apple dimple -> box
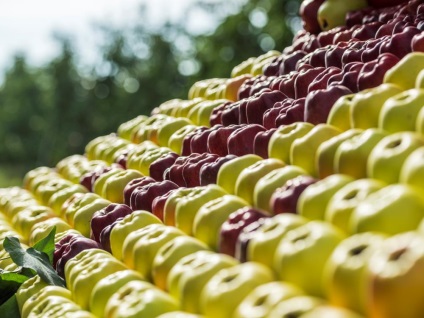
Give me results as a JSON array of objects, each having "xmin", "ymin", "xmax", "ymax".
[
  {"xmin": 388, "ymin": 247, "xmax": 408, "ymax": 262},
  {"xmin": 349, "ymin": 244, "xmax": 368, "ymax": 257}
]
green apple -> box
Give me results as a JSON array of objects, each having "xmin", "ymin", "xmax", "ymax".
[
  {"xmin": 327, "ymin": 94, "xmax": 355, "ymax": 132},
  {"xmin": 110, "ymin": 210, "xmax": 162, "ymax": 261},
  {"xmin": 47, "ymin": 184, "xmax": 88, "ymax": 215},
  {"xmin": 156, "ymin": 312, "xmax": 203, "ymax": 318},
  {"xmin": 163, "ymin": 187, "xmax": 196, "ymax": 227},
  {"xmin": 231, "ymin": 57, "xmax": 255, "ymax": 78},
  {"xmin": 89, "ymin": 269, "xmax": 144, "ymax": 317},
  {"xmin": 175, "ymin": 184, "xmax": 227, "ymax": 235},
  {"xmin": 92, "ymin": 168, "xmax": 124, "ymax": 197},
  {"xmin": 399, "ymin": 147, "xmax": 424, "ymax": 192},
  {"xmin": 298, "ymin": 174, "xmax": 354, "ymax": 221},
  {"xmin": 105, "ymin": 280, "xmax": 179, "ymax": 318},
  {"xmin": 200, "ymin": 262, "xmax": 274, "ymax": 318},
  {"xmin": 235, "ymin": 158, "xmax": 286, "ymax": 205},
  {"xmin": 28, "ymin": 296, "xmax": 95, "ymax": 318},
  {"xmin": 301, "ymin": 305, "xmax": 365, "ymax": 318},
  {"xmin": 168, "ymin": 124, "xmax": 200, "ymax": 154},
  {"xmin": 29, "ymin": 217, "xmax": 71, "ymax": 246},
  {"xmin": 132, "ymin": 225, "xmax": 185, "ymax": 280},
  {"xmin": 334, "ymin": 128, "xmax": 388, "ymax": 179},
  {"xmin": 379, "ymin": 88, "xmax": 424, "ymax": 133},
  {"xmin": 63, "ymin": 192, "xmax": 101, "ymax": 225},
  {"xmin": 137, "ymin": 147, "xmax": 171, "ymax": 176},
  {"xmin": 384, "ymin": 52, "xmax": 424, "ymax": 90},
  {"xmin": 193, "ymin": 194, "xmax": 249, "ymax": 250},
  {"xmin": 166, "ymin": 250, "xmax": 238, "ymax": 302},
  {"xmin": 248, "ymin": 214, "xmax": 308, "ymax": 269},
  {"xmin": 15, "ymin": 275, "xmax": 49, "ymax": 314},
  {"xmin": 351, "ymin": 83, "xmax": 403, "ymax": 129},
  {"xmin": 117, "ymin": 115, "xmax": 148, "ymax": 140},
  {"xmin": 12, "ymin": 205, "xmax": 55, "ymax": 240},
  {"xmin": 415, "ymin": 105, "xmax": 424, "ymax": 134},
  {"xmin": 317, "ymin": 0, "xmax": 368, "ymax": 31},
  {"xmin": 266, "ymin": 295, "xmax": 326, "ymax": 317},
  {"xmin": 325, "ymin": 178, "xmax": 386, "ymax": 234},
  {"xmin": 350, "ymin": 184, "xmax": 424, "ymax": 235},
  {"xmin": 188, "ymin": 99, "xmax": 228, "ymax": 127},
  {"xmin": 152, "ymin": 235, "xmax": 210, "ymax": 290},
  {"xmin": 21, "ymin": 285, "xmax": 72, "ymax": 318},
  {"xmin": 316, "ymin": 129, "xmax": 363, "ymax": 179},
  {"xmin": 233, "ymin": 281, "xmax": 303, "ymax": 318},
  {"xmin": 157, "ymin": 117, "xmax": 193, "ymax": 147},
  {"xmin": 174, "ymin": 98, "xmax": 204, "ymax": 118},
  {"xmin": 35, "ymin": 178, "xmax": 75, "ymax": 206},
  {"xmin": 126, "ymin": 141, "xmax": 159, "ymax": 170},
  {"xmin": 268, "ymin": 122, "xmax": 314, "ymax": 163},
  {"xmin": 274, "ymin": 221, "xmax": 345, "ymax": 297},
  {"xmin": 217, "ymin": 154, "xmax": 262, "ymax": 194},
  {"xmin": 291, "ymin": 124, "xmax": 342, "ymax": 177},
  {"xmin": 368, "ymin": 232, "xmax": 424, "ymax": 318},
  {"xmin": 367, "ymin": 132, "xmax": 424, "ymax": 184},
  {"xmin": 23, "ymin": 166, "xmax": 56, "ymax": 190},
  {"xmin": 85, "ymin": 135, "xmax": 113, "ymax": 160},
  {"xmin": 72, "ymin": 197, "xmax": 111, "ymax": 237},
  {"xmin": 102, "ymin": 169, "xmax": 143, "ymax": 203},
  {"xmin": 253, "ymin": 165, "xmax": 308, "ymax": 212},
  {"xmin": 323, "ymin": 232, "xmax": 386, "ymax": 315},
  {"xmin": 56, "ymin": 154, "xmax": 87, "ymax": 175},
  {"xmin": 153, "ymin": 99, "xmax": 183, "ymax": 116}
]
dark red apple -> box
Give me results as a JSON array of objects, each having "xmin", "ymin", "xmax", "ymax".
[
  {"xmin": 130, "ymin": 180, "xmax": 179, "ymax": 211},
  {"xmin": 149, "ymin": 152, "xmax": 179, "ymax": 181},
  {"xmin": 199, "ymin": 154, "xmax": 237, "ymax": 186},
  {"xmin": 228, "ymin": 124, "xmax": 266, "ymax": 156},
  {"xmin": 123, "ymin": 176, "xmax": 156, "ymax": 206},
  {"xmin": 253, "ymin": 128, "xmax": 277, "ymax": 159},
  {"xmin": 299, "ymin": 0, "xmax": 326, "ymax": 34}
]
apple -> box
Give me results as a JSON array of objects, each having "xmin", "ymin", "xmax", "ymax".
[
  {"xmin": 104, "ymin": 280, "xmax": 179, "ymax": 318},
  {"xmin": 123, "ymin": 176, "xmax": 156, "ymax": 206},
  {"xmin": 275, "ymin": 98, "xmax": 307, "ymax": 127},
  {"xmin": 399, "ymin": 147, "xmax": 424, "ymax": 192},
  {"xmin": 92, "ymin": 167, "xmax": 124, "ymax": 197},
  {"xmin": 34, "ymin": 178, "xmax": 74, "ymax": 206},
  {"xmin": 253, "ymin": 128, "xmax": 276, "ymax": 159},
  {"xmin": 130, "ymin": 180, "xmax": 179, "ymax": 212},
  {"xmin": 367, "ymin": 132, "xmax": 424, "ymax": 184},
  {"xmin": 274, "ymin": 220, "xmax": 345, "ymax": 297},
  {"xmin": 207, "ymin": 124, "xmax": 243, "ymax": 156},
  {"xmin": 379, "ymin": 88, "xmax": 424, "ymax": 133},
  {"xmin": 47, "ymin": 184, "xmax": 88, "ymax": 216},
  {"xmin": 89, "ymin": 269, "xmax": 144, "ymax": 317},
  {"xmin": 219, "ymin": 207, "xmax": 270, "ymax": 257},
  {"xmin": 126, "ymin": 141, "xmax": 159, "ymax": 170},
  {"xmin": 132, "ymin": 225, "xmax": 185, "ymax": 280},
  {"xmin": 152, "ymin": 235, "xmax": 210, "ymax": 290},
  {"xmin": 109, "ymin": 210, "xmax": 162, "ymax": 261},
  {"xmin": 174, "ymin": 184, "xmax": 227, "ymax": 235},
  {"xmin": 300, "ymin": 0, "xmax": 326, "ymax": 34},
  {"xmin": 157, "ymin": 118, "xmax": 193, "ymax": 147},
  {"xmin": 291, "ymin": 124, "xmax": 342, "ymax": 177},
  {"xmin": 24, "ymin": 296, "xmax": 92, "ymax": 318},
  {"xmin": 12, "ymin": 205, "xmax": 55, "ymax": 240},
  {"xmin": 71, "ymin": 197, "xmax": 111, "ymax": 237},
  {"xmin": 23, "ymin": 166, "xmax": 56, "ymax": 190},
  {"xmin": 266, "ymin": 296, "xmax": 326, "ymax": 317},
  {"xmin": 199, "ymin": 154, "xmax": 237, "ymax": 186},
  {"xmin": 301, "ymin": 305, "xmax": 364, "ymax": 318},
  {"xmin": 380, "ymin": 26, "xmax": 421, "ymax": 59},
  {"xmin": 245, "ymin": 90, "xmax": 286, "ymax": 124},
  {"xmin": 325, "ymin": 178, "xmax": 387, "ymax": 234},
  {"xmin": 323, "ymin": 232, "xmax": 386, "ymax": 315},
  {"xmin": 29, "ymin": 217, "xmax": 72, "ymax": 246},
  {"xmin": 357, "ymin": 53, "xmax": 400, "ymax": 91},
  {"xmin": 15, "ymin": 275, "xmax": 49, "ymax": 314},
  {"xmin": 117, "ymin": 115, "xmax": 148, "ymax": 140},
  {"xmin": 368, "ymin": 232, "xmax": 424, "ymax": 318},
  {"xmin": 233, "ymin": 281, "xmax": 303, "ymax": 318},
  {"xmin": 326, "ymin": 94, "xmax": 356, "ymax": 132},
  {"xmin": 168, "ymin": 124, "xmax": 200, "ymax": 155},
  {"xmin": 351, "ymin": 184, "xmax": 424, "ymax": 235},
  {"xmin": 217, "ymin": 154, "xmax": 262, "ymax": 194},
  {"xmin": 182, "ymin": 153, "xmax": 220, "ymax": 187},
  {"xmin": 317, "ymin": 0, "xmax": 368, "ymax": 31},
  {"xmin": 149, "ymin": 152, "xmax": 179, "ymax": 181},
  {"xmin": 227, "ymin": 124, "xmax": 266, "ymax": 156},
  {"xmin": 151, "ymin": 189, "xmax": 178, "ymax": 222},
  {"xmin": 253, "ymin": 165, "xmax": 308, "ymax": 212},
  {"xmin": 137, "ymin": 147, "xmax": 173, "ymax": 176},
  {"xmin": 350, "ymin": 83, "xmax": 403, "ymax": 129},
  {"xmin": 163, "ymin": 187, "xmax": 196, "ymax": 226},
  {"xmin": 200, "ymin": 262, "xmax": 274, "ymax": 318},
  {"xmin": 383, "ymin": 52, "xmax": 424, "ymax": 90},
  {"xmin": 334, "ymin": 128, "xmax": 388, "ymax": 179}
]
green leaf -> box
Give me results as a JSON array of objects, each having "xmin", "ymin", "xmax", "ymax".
[
  {"xmin": 4, "ymin": 236, "xmax": 65, "ymax": 287},
  {"xmin": 0, "ymin": 272, "xmax": 29, "ymax": 304},
  {"xmin": 32, "ymin": 227, "xmax": 56, "ymax": 264},
  {"xmin": 0, "ymin": 295, "xmax": 20, "ymax": 318}
]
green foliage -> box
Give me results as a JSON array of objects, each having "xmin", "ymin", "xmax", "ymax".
[{"xmin": 0, "ymin": 0, "xmax": 300, "ymax": 177}]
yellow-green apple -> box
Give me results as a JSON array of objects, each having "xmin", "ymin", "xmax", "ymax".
[
  {"xmin": 274, "ymin": 221, "xmax": 345, "ymax": 297},
  {"xmin": 193, "ymin": 194, "xmax": 249, "ymax": 250},
  {"xmin": 21, "ymin": 285, "xmax": 72, "ymax": 318},
  {"xmin": 217, "ymin": 154, "xmax": 262, "ymax": 194},
  {"xmin": 350, "ymin": 83, "xmax": 403, "ymax": 129},
  {"xmin": 200, "ymin": 262, "xmax": 274, "ymax": 318},
  {"xmin": 268, "ymin": 122, "xmax": 314, "ymax": 163},
  {"xmin": 325, "ymin": 178, "xmax": 386, "ymax": 234},
  {"xmin": 235, "ymin": 218, "xmax": 269, "ymax": 262},
  {"xmin": 231, "ymin": 57, "xmax": 255, "ymax": 78},
  {"xmin": 156, "ymin": 312, "xmax": 203, "ymax": 318},
  {"xmin": 233, "ymin": 281, "xmax": 304, "ymax": 318},
  {"xmin": 298, "ymin": 174, "xmax": 354, "ymax": 221},
  {"xmin": 163, "ymin": 187, "xmax": 196, "ymax": 226},
  {"xmin": 189, "ymin": 99, "xmax": 226, "ymax": 127},
  {"xmin": 219, "ymin": 207, "xmax": 270, "ymax": 257},
  {"xmin": 70, "ymin": 258, "xmax": 127, "ymax": 309},
  {"xmin": 235, "ymin": 158, "xmax": 285, "ymax": 205},
  {"xmin": 367, "ymin": 132, "xmax": 424, "ymax": 184},
  {"xmin": 350, "ymin": 184, "xmax": 424, "ymax": 235},
  {"xmin": 92, "ymin": 167, "xmax": 124, "ymax": 197},
  {"xmin": 152, "ymin": 98, "xmax": 183, "ymax": 116},
  {"xmin": 72, "ymin": 197, "xmax": 111, "ymax": 237},
  {"xmin": 383, "ymin": 52, "xmax": 424, "ymax": 90},
  {"xmin": 56, "ymin": 154, "xmax": 87, "ymax": 174},
  {"xmin": 368, "ymin": 232, "xmax": 424, "ymax": 318},
  {"xmin": 379, "ymin": 89, "xmax": 424, "ymax": 133},
  {"xmin": 126, "ymin": 141, "xmax": 159, "ymax": 170},
  {"xmin": 291, "ymin": 124, "xmax": 342, "ymax": 177},
  {"xmin": 101, "ymin": 169, "xmax": 143, "ymax": 203},
  {"xmin": 34, "ymin": 178, "xmax": 74, "ymax": 206},
  {"xmin": 334, "ymin": 128, "xmax": 388, "ymax": 179},
  {"xmin": 89, "ymin": 269, "xmax": 144, "ymax": 317},
  {"xmin": 323, "ymin": 232, "xmax": 386, "ymax": 315},
  {"xmin": 266, "ymin": 295, "xmax": 326, "ymax": 317},
  {"xmin": 176, "ymin": 98, "xmax": 206, "ymax": 118},
  {"xmin": 152, "ymin": 189, "xmax": 178, "ymax": 222},
  {"xmin": 27, "ymin": 296, "xmax": 94, "ymax": 318},
  {"xmin": 15, "ymin": 275, "xmax": 49, "ymax": 314},
  {"xmin": 29, "ymin": 217, "xmax": 71, "ymax": 246},
  {"xmin": 109, "ymin": 210, "xmax": 162, "ymax": 261},
  {"xmin": 117, "ymin": 115, "xmax": 148, "ymax": 140},
  {"xmin": 253, "ymin": 165, "xmax": 308, "ymax": 212},
  {"xmin": 11, "ymin": 205, "xmax": 55, "ymax": 239},
  {"xmin": 137, "ymin": 147, "xmax": 172, "ymax": 176},
  {"xmin": 326, "ymin": 94, "xmax": 355, "ymax": 132},
  {"xmin": 47, "ymin": 184, "xmax": 88, "ymax": 215},
  {"xmin": 132, "ymin": 225, "xmax": 185, "ymax": 280},
  {"xmin": 167, "ymin": 250, "xmax": 238, "ymax": 305},
  {"xmin": 152, "ymin": 235, "xmax": 210, "ymax": 290},
  {"xmin": 415, "ymin": 106, "xmax": 424, "ymax": 134},
  {"xmin": 399, "ymin": 147, "xmax": 424, "ymax": 192},
  {"xmin": 270, "ymin": 175, "xmax": 318, "ymax": 215},
  {"xmin": 23, "ymin": 166, "xmax": 56, "ymax": 190},
  {"xmin": 157, "ymin": 117, "xmax": 193, "ymax": 147},
  {"xmin": 316, "ymin": 129, "xmax": 363, "ymax": 179},
  {"xmin": 301, "ymin": 305, "xmax": 365, "ymax": 318},
  {"xmin": 168, "ymin": 124, "xmax": 200, "ymax": 154},
  {"xmin": 99, "ymin": 137, "xmax": 130, "ymax": 164},
  {"xmin": 174, "ymin": 184, "xmax": 227, "ymax": 235},
  {"xmin": 105, "ymin": 280, "xmax": 179, "ymax": 318}
]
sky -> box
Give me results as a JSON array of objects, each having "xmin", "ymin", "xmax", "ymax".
[{"xmin": 0, "ymin": 0, "xmax": 214, "ymax": 74}]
